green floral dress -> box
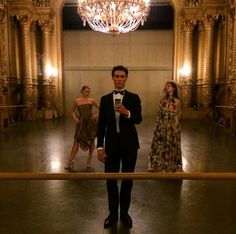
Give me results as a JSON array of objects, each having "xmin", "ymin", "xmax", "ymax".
[
  {"xmin": 148, "ymin": 96, "xmax": 182, "ymax": 172},
  {"xmin": 74, "ymin": 104, "xmax": 97, "ymax": 151}
]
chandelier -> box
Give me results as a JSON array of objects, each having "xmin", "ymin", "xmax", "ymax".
[{"xmin": 77, "ymin": 0, "xmax": 151, "ymax": 36}]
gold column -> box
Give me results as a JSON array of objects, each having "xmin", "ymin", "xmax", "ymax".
[
  {"xmin": 38, "ymin": 19, "xmax": 54, "ymax": 109},
  {"xmin": 8, "ymin": 16, "xmax": 21, "ymax": 100},
  {"xmin": 30, "ymin": 22, "xmax": 38, "ymax": 110},
  {"xmin": 196, "ymin": 21, "xmax": 204, "ymax": 106},
  {"xmin": 180, "ymin": 19, "xmax": 195, "ymax": 107},
  {"xmin": 0, "ymin": 3, "xmax": 7, "ymax": 106},
  {"xmin": 214, "ymin": 16, "xmax": 226, "ymax": 106},
  {"xmin": 50, "ymin": 23, "xmax": 56, "ymax": 109},
  {"xmin": 17, "ymin": 15, "xmax": 33, "ymax": 110},
  {"xmin": 7, "ymin": 16, "xmax": 21, "ymax": 122},
  {"xmin": 227, "ymin": 9, "xmax": 236, "ymax": 106},
  {"xmin": 201, "ymin": 15, "xmax": 215, "ymax": 107},
  {"xmin": 215, "ymin": 16, "xmax": 226, "ymax": 84},
  {"xmin": 0, "ymin": 1, "xmax": 9, "ymax": 132}
]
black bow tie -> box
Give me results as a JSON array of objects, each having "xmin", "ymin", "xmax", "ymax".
[{"xmin": 114, "ymin": 90, "xmax": 125, "ymax": 95}]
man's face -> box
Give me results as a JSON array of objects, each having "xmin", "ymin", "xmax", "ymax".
[{"xmin": 112, "ymin": 70, "xmax": 127, "ymax": 90}]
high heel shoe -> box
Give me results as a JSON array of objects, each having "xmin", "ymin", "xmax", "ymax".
[{"xmin": 64, "ymin": 162, "xmax": 74, "ymax": 170}]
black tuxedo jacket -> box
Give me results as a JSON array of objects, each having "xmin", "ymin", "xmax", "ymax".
[{"xmin": 97, "ymin": 90, "xmax": 142, "ymax": 155}]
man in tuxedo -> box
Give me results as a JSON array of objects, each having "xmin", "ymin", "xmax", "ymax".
[{"xmin": 97, "ymin": 65, "xmax": 142, "ymax": 229}]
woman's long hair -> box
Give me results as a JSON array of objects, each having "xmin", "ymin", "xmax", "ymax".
[
  {"xmin": 167, "ymin": 81, "xmax": 179, "ymax": 98},
  {"xmin": 161, "ymin": 81, "xmax": 180, "ymax": 99}
]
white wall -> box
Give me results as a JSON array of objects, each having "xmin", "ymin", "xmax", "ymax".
[{"xmin": 63, "ymin": 30, "xmax": 173, "ymax": 117}]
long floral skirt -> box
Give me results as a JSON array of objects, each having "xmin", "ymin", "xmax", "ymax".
[{"xmin": 148, "ymin": 112, "xmax": 182, "ymax": 172}]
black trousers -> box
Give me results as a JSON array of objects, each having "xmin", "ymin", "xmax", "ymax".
[{"xmin": 105, "ymin": 135, "xmax": 137, "ymax": 216}]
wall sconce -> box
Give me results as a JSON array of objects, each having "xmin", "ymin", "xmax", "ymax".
[
  {"xmin": 179, "ymin": 64, "xmax": 191, "ymax": 83},
  {"xmin": 46, "ymin": 64, "xmax": 58, "ymax": 85}
]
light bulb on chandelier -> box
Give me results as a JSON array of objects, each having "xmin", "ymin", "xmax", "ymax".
[{"xmin": 77, "ymin": 0, "xmax": 151, "ymax": 36}]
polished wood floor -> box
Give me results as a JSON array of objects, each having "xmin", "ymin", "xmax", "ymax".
[{"xmin": 0, "ymin": 117, "xmax": 235, "ymax": 233}]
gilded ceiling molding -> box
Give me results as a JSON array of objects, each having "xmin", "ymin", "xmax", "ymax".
[
  {"xmin": 184, "ymin": 0, "xmax": 202, "ymax": 7},
  {"xmin": 33, "ymin": 0, "xmax": 49, "ymax": 7}
]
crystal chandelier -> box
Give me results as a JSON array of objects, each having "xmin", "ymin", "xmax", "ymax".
[{"xmin": 77, "ymin": 0, "xmax": 151, "ymax": 36}]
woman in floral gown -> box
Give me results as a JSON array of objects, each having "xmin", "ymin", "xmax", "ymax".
[
  {"xmin": 65, "ymin": 86, "xmax": 99, "ymax": 169},
  {"xmin": 148, "ymin": 81, "xmax": 183, "ymax": 172}
]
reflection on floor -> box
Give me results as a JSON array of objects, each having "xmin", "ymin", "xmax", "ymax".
[{"xmin": 0, "ymin": 117, "xmax": 235, "ymax": 233}]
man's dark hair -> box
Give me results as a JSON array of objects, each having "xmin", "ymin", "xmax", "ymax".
[{"xmin": 112, "ymin": 65, "xmax": 128, "ymax": 77}]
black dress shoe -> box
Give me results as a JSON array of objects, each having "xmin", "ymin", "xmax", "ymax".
[
  {"xmin": 104, "ymin": 214, "xmax": 118, "ymax": 229},
  {"xmin": 120, "ymin": 213, "xmax": 133, "ymax": 229}
]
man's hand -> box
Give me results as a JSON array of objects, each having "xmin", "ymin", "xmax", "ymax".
[
  {"xmin": 97, "ymin": 148, "xmax": 107, "ymax": 163},
  {"xmin": 115, "ymin": 104, "xmax": 129, "ymax": 117}
]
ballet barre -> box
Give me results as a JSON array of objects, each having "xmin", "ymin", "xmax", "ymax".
[
  {"xmin": 0, "ymin": 105, "xmax": 30, "ymax": 108},
  {"xmin": 0, "ymin": 172, "xmax": 236, "ymax": 180},
  {"xmin": 215, "ymin": 105, "xmax": 236, "ymax": 109}
]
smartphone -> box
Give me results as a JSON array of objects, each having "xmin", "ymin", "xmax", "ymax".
[{"xmin": 115, "ymin": 98, "xmax": 121, "ymax": 105}]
